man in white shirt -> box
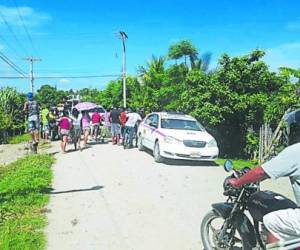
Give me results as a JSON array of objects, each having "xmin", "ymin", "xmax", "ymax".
[{"xmin": 124, "ymin": 109, "xmax": 142, "ymax": 148}]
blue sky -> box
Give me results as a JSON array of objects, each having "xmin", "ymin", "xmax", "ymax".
[{"xmin": 0, "ymin": 0, "xmax": 300, "ymax": 93}]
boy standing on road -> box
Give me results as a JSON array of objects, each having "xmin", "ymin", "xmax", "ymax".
[
  {"xmin": 23, "ymin": 92, "xmax": 40, "ymax": 145},
  {"xmin": 110, "ymin": 107, "xmax": 121, "ymax": 145},
  {"xmin": 41, "ymin": 106, "xmax": 50, "ymax": 142}
]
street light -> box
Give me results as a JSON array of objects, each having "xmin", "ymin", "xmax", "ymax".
[{"xmin": 118, "ymin": 31, "xmax": 128, "ymax": 108}]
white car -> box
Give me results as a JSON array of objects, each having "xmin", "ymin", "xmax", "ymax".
[{"xmin": 137, "ymin": 112, "xmax": 219, "ymax": 163}]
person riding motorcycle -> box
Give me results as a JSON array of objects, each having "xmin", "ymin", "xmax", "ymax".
[
  {"xmin": 23, "ymin": 92, "xmax": 40, "ymax": 145},
  {"xmin": 227, "ymin": 110, "xmax": 300, "ymax": 244}
]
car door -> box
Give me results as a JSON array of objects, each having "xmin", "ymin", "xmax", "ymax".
[
  {"xmin": 147, "ymin": 114, "xmax": 159, "ymax": 149},
  {"xmin": 140, "ymin": 115, "xmax": 154, "ymax": 148}
]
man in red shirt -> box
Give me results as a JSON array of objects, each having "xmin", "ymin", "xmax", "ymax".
[{"xmin": 91, "ymin": 111, "xmax": 101, "ymax": 141}]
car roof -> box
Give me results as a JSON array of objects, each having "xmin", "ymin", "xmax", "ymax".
[{"xmin": 150, "ymin": 112, "xmax": 196, "ymax": 121}]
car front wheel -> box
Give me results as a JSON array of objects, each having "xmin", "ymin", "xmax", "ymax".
[
  {"xmin": 137, "ymin": 135, "xmax": 145, "ymax": 151},
  {"xmin": 154, "ymin": 141, "xmax": 164, "ymax": 163}
]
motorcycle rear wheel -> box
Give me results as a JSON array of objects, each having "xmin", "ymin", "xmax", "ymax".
[{"xmin": 200, "ymin": 210, "xmax": 252, "ymax": 250}]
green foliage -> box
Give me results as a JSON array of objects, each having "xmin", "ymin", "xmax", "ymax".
[
  {"xmin": 0, "ymin": 154, "xmax": 54, "ymax": 250},
  {"xmin": 168, "ymin": 39, "xmax": 198, "ymax": 68},
  {"xmin": 8, "ymin": 134, "xmax": 31, "ymax": 144},
  {"xmin": 215, "ymin": 158, "xmax": 258, "ymax": 170},
  {"xmin": 35, "ymin": 85, "xmax": 66, "ymax": 107},
  {"xmin": 0, "ymin": 87, "xmax": 26, "ymax": 143}
]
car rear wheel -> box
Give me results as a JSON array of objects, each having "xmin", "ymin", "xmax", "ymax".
[{"xmin": 154, "ymin": 141, "xmax": 164, "ymax": 163}]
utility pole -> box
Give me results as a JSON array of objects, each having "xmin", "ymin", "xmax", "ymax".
[
  {"xmin": 118, "ymin": 31, "xmax": 128, "ymax": 108},
  {"xmin": 23, "ymin": 57, "xmax": 41, "ymax": 94}
]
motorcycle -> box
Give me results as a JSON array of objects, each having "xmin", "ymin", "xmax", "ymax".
[{"xmin": 200, "ymin": 160, "xmax": 298, "ymax": 250}]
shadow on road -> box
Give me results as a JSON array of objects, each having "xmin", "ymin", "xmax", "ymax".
[
  {"xmin": 44, "ymin": 185, "xmax": 104, "ymax": 195},
  {"xmin": 49, "ymin": 151, "xmax": 59, "ymax": 156},
  {"xmin": 87, "ymin": 141, "xmax": 109, "ymax": 146}
]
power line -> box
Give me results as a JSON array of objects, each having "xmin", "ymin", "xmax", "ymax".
[
  {"xmin": 36, "ymin": 74, "xmax": 121, "ymax": 79},
  {"xmin": 12, "ymin": 0, "xmax": 39, "ymax": 56},
  {"xmin": 0, "ymin": 51, "xmax": 27, "ymax": 78},
  {"xmin": 0, "ymin": 7, "xmax": 29, "ymax": 56},
  {"xmin": 0, "ymin": 51, "xmax": 27, "ymax": 75},
  {"xmin": 0, "ymin": 34, "xmax": 23, "ymax": 59},
  {"xmin": 0, "ymin": 74, "xmax": 121, "ymax": 79},
  {"xmin": 0, "ymin": 76, "xmax": 25, "ymax": 79}
]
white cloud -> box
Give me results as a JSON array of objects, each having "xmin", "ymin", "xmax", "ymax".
[
  {"xmin": 264, "ymin": 43, "xmax": 300, "ymax": 70},
  {"xmin": 59, "ymin": 78, "xmax": 70, "ymax": 84},
  {"xmin": 0, "ymin": 5, "xmax": 51, "ymax": 28}
]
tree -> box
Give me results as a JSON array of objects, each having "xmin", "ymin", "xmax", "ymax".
[
  {"xmin": 185, "ymin": 49, "xmax": 292, "ymax": 157},
  {"xmin": 36, "ymin": 85, "xmax": 65, "ymax": 107},
  {"xmin": 138, "ymin": 55, "xmax": 167, "ymax": 112},
  {"xmin": 77, "ymin": 88, "xmax": 100, "ymax": 103},
  {"xmin": 168, "ymin": 40, "xmax": 198, "ymax": 68}
]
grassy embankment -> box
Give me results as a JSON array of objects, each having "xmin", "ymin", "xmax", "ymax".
[
  {"xmin": 0, "ymin": 154, "xmax": 54, "ymax": 250},
  {"xmin": 8, "ymin": 134, "xmax": 51, "ymax": 151},
  {"xmin": 7, "ymin": 134, "xmax": 31, "ymax": 144},
  {"xmin": 215, "ymin": 158, "xmax": 258, "ymax": 170}
]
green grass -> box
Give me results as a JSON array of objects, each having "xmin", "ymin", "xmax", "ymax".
[
  {"xmin": 215, "ymin": 158, "xmax": 258, "ymax": 170},
  {"xmin": 0, "ymin": 154, "xmax": 54, "ymax": 250},
  {"xmin": 8, "ymin": 134, "xmax": 31, "ymax": 144}
]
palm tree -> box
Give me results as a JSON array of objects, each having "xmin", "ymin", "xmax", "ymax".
[
  {"xmin": 168, "ymin": 40, "xmax": 198, "ymax": 68},
  {"xmin": 191, "ymin": 52, "xmax": 212, "ymax": 72},
  {"xmin": 168, "ymin": 40, "xmax": 212, "ymax": 72},
  {"xmin": 138, "ymin": 55, "xmax": 166, "ymax": 86}
]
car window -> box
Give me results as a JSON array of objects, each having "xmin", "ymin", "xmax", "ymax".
[
  {"xmin": 144, "ymin": 115, "xmax": 153, "ymax": 125},
  {"xmin": 161, "ymin": 119, "xmax": 205, "ymax": 131},
  {"xmin": 151, "ymin": 114, "xmax": 159, "ymax": 128}
]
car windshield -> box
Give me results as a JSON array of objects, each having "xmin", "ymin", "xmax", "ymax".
[{"xmin": 161, "ymin": 119, "xmax": 205, "ymax": 131}]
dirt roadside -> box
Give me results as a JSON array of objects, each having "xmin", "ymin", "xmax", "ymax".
[{"xmin": 0, "ymin": 142, "xmax": 52, "ymax": 165}]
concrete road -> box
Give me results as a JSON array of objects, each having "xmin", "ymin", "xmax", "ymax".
[{"xmin": 45, "ymin": 141, "xmax": 294, "ymax": 250}]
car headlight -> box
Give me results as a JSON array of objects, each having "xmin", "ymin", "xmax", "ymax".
[
  {"xmin": 207, "ymin": 139, "xmax": 217, "ymax": 147},
  {"xmin": 164, "ymin": 136, "xmax": 182, "ymax": 144}
]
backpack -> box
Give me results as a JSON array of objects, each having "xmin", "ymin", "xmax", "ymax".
[{"xmin": 28, "ymin": 101, "xmax": 39, "ymax": 117}]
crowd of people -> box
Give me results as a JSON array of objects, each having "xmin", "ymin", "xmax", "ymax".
[{"xmin": 23, "ymin": 92, "xmax": 145, "ymax": 153}]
